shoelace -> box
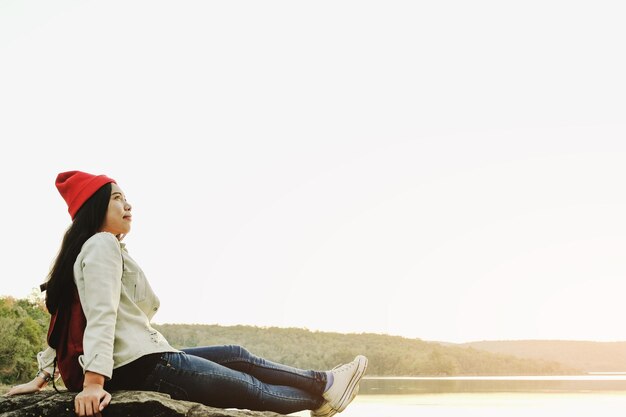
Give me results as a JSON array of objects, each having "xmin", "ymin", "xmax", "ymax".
[{"xmin": 331, "ymin": 361, "xmax": 355, "ymax": 375}]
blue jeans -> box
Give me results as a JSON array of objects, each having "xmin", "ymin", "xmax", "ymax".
[{"xmin": 141, "ymin": 345, "xmax": 327, "ymax": 414}]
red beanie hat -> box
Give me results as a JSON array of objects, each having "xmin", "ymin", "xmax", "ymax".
[{"xmin": 56, "ymin": 171, "xmax": 116, "ymax": 219}]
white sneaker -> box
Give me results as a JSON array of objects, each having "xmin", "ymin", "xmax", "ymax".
[
  {"xmin": 311, "ymin": 384, "xmax": 360, "ymax": 417},
  {"xmin": 321, "ymin": 355, "xmax": 368, "ymax": 413}
]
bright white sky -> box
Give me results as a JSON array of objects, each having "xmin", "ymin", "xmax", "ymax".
[{"xmin": 1, "ymin": 1, "xmax": 625, "ymax": 343}]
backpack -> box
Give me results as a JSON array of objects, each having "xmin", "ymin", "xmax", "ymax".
[{"xmin": 45, "ymin": 284, "xmax": 87, "ymax": 392}]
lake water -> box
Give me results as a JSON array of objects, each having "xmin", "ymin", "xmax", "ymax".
[{"xmin": 289, "ymin": 375, "xmax": 626, "ymax": 416}]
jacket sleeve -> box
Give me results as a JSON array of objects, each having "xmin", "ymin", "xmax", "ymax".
[
  {"xmin": 36, "ymin": 346, "xmax": 57, "ymax": 376},
  {"xmin": 75, "ymin": 232, "xmax": 123, "ymax": 379}
]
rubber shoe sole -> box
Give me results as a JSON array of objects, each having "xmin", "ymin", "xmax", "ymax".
[{"xmin": 311, "ymin": 384, "xmax": 360, "ymax": 417}]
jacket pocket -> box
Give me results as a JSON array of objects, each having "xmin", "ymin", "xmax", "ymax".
[{"xmin": 122, "ymin": 272, "xmax": 147, "ymax": 302}]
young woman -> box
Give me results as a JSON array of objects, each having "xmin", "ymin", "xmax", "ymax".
[{"xmin": 7, "ymin": 171, "xmax": 368, "ymax": 417}]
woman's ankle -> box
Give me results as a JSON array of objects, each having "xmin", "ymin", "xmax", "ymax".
[{"xmin": 324, "ymin": 371, "xmax": 334, "ymax": 392}]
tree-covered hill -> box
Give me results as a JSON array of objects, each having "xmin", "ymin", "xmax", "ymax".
[
  {"xmin": 153, "ymin": 323, "xmax": 576, "ymax": 376},
  {"xmin": 462, "ymin": 340, "xmax": 626, "ymax": 373}
]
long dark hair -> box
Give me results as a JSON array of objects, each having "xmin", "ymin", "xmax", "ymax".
[{"xmin": 45, "ymin": 183, "xmax": 112, "ymax": 314}]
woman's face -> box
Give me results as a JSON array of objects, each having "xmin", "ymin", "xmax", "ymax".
[{"xmin": 100, "ymin": 183, "xmax": 132, "ymax": 237}]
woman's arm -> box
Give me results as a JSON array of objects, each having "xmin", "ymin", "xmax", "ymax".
[
  {"xmin": 76, "ymin": 233, "xmax": 123, "ymax": 379},
  {"xmin": 73, "ymin": 233, "xmax": 122, "ymax": 416},
  {"xmin": 6, "ymin": 371, "xmax": 50, "ymax": 395}
]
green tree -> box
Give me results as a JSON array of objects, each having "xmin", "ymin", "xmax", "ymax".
[{"xmin": 0, "ymin": 296, "xmax": 48, "ymax": 384}]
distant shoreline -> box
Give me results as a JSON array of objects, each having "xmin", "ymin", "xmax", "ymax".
[{"xmin": 365, "ymin": 374, "xmax": 626, "ymax": 380}]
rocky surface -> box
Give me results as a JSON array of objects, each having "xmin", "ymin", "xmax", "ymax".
[{"xmin": 0, "ymin": 390, "xmax": 288, "ymax": 417}]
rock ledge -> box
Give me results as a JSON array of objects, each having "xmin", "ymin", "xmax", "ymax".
[{"xmin": 0, "ymin": 390, "xmax": 287, "ymax": 417}]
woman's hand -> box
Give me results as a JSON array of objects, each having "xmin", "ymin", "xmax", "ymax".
[
  {"xmin": 6, "ymin": 378, "xmax": 44, "ymax": 396},
  {"xmin": 74, "ymin": 372, "xmax": 111, "ymax": 417}
]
